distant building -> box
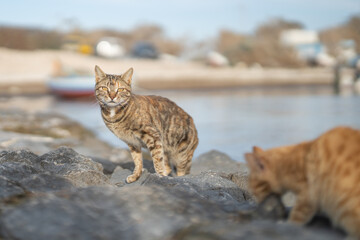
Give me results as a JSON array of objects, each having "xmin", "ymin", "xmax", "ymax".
[
  {"xmin": 280, "ymin": 29, "xmax": 318, "ymax": 46},
  {"xmin": 280, "ymin": 29, "xmax": 335, "ymax": 66}
]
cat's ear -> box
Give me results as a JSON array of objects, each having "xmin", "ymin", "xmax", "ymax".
[
  {"xmin": 245, "ymin": 146, "xmax": 267, "ymax": 172},
  {"xmin": 245, "ymin": 152, "xmax": 265, "ymax": 172},
  {"xmin": 95, "ymin": 65, "xmax": 106, "ymax": 83},
  {"xmin": 253, "ymin": 146, "xmax": 264, "ymax": 154},
  {"xmin": 122, "ymin": 67, "xmax": 133, "ymax": 86}
]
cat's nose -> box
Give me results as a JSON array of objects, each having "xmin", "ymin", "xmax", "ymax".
[{"xmin": 109, "ymin": 92, "xmax": 116, "ymax": 100}]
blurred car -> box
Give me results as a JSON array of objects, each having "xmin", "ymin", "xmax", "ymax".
[{"xmin": 131, "ymin": 41, "xmax": 158, "ymax": 59}]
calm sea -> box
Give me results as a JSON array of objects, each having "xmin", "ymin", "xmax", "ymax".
[{"xmin": 52, "ymin": 88, "xmax": 360, "ymax": 161}]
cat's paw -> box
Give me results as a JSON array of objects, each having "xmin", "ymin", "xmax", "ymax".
[
  {"xmin": 155, "ymin": 173, "xmax": 166, "ymax": 178},
  {"xmin": 126, "ymin": 174, "xmax": 139, "ymax": 183},
  {"xmin": 163, "ymin": 169, "xmax": 172, "ymax": 176}
]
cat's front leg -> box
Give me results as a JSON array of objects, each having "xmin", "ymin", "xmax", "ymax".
[
  {"xmin": 126, "ymin": 145, "xmax": 143, "ymax": 183},
  {"xmin": 288, "ymin": 193, "xmax": 317, "ymax": 225}
]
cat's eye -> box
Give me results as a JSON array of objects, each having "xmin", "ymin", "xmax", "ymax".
[
  {"xmin": 117, "ymin": 88, "xmax": 125, "ymax": 92},
  {"xmin": 101, "ymin": 87, "xmax": 108, "ymax": 91}
]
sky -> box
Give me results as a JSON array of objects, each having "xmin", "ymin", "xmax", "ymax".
[{"xmin": 1, "ymin": 0, "xmax": 359, "ymax": 40}]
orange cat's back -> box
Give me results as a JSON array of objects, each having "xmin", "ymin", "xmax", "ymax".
[{"xmin": 309, "ymin": 126, "xmax": 360, "ymax": 237}]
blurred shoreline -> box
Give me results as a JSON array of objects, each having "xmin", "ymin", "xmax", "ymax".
[{"xmin": 0, "ymin": 48, "xmax": 334, "ymax": 95}]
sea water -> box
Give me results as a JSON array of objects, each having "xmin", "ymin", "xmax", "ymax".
[{"xmin": 52, "ymin": 89, "xmax": 360, "ymax": 161}]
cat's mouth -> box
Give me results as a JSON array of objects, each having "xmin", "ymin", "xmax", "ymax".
[
  {"xmin": 106, "ymin": 101, "xmax": 120, "ymax": 107},
  {"xmin": 105, "ymin": 100, "xmax": 127, "ymax": 107}
]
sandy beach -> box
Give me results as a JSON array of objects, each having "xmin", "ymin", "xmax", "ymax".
[{"xmin": 0, "ymin": 47, "xmax": 334, "ymax": 94}]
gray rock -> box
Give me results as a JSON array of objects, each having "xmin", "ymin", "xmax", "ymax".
[
  {"xmin": 110, "ymin": 166, "xmax": 132, "ymax": 186},
  {"xmin": 191, "ymin": 150, "xmax": 254, "ymax": 203},
  {"xmin": 171, "ymin": 220, "xmax": 344, "ymax": 240},
  {"xmin": 114, "ymin": 156, "xmax": 156, "ymax": 173},
  {"xmin": 220, "ymin": 171, "xmax": 254, "ymax": 201},
  {"xmin": 38, "ymin": 147, "xmax": 109, "ymax": 187},
  {"xmin": 0, "ymin": 131, "xmax": 71, "ymax": 155},
  {"xmin": 110, "ymin": 167, "xmax": 151, "ymax": 187},
  {"xmin": 143, "ymin": 171, "xmax": 250, "ymax": 212},
  {"xmin": 254, "ymin": 194, "xmax": 287, "ymax": 221},
  {"xmin": 191, "ymin": 150, "xmax": 247, "ymax": 175},
  {"xmin": 0, "ymin": 185, "xmax": 344, "ymax": 240},
  {"xmin": 91, "ymin": 157, "xmax": 118, "ymax": 175},
  {"xmin": 0, "ymin": 110, "xmax": 126, "ymax": 160},
  {"xmin": 0, "ymin": 185, "xmax": 231, "ymax": 240},
  {"xmin": 19, "ymin": 173, "xmax": 74, "ymax": 193},
  {"xmin": 0, "ymin": 150, "xmax": 75, "ymax": 197},
  {"xmin": 0, "ymin": 162, "xmax": 40, "ymax": 182},
  {"xmin": 0, "ymin": 162, "xmax": 73, "ymax": 200},
  {"xmin": 0, "ymin": 148, "xmax": 109, "ymax": 197},
  {"xmin": 0, "ymin": 176, "xmax": 25, "ymax": 200},
  {"xmin": 0, "ymin": 149, "xmax": 39, "ymax": 166},
  {"xmin": 0, "ymin": 188, "xmax": 136, "ymax": 240},
  {"xmin": 0, "ymin": 110, "xmax": 94, "ymax": 140}
]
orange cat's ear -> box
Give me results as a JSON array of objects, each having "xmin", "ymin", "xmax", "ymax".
[
  {"xmin": 122, "ymin": 67, "xmax": 133, "ymax": 86},
  {"xmin": 245, "ymin": 152, "xmax": 265, "ymax": 172},
  {"xmin": 95, "ymin": 65, "xmax": 106, "ymax": 82},
  {"xmin": 253, "ymin": 146, "xmax": 264, "ymax": 155}
]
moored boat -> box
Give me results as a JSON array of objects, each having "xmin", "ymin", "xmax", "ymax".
[{"xmin": 48, "ymin": 76, "xmax": 94, "ymax": 98}]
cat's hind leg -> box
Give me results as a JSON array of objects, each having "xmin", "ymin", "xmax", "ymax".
[
  {"xmin": 175, "ymin": 150, "xmax": 195, "ymax": 176},
  {"xmin": 174, "ymin": 135, "xmax": 198, "ymax": 176},
  {"xmin": 163, "ymin": 152, "xmax": 172, "ymax": 176}
]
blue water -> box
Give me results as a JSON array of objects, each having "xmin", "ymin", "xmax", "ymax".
[{"xmin": 53, "ymin": 90, "xmax": 360, "ymax": 161}]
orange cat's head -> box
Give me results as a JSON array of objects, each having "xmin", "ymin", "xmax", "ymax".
[
  {"xmin": 95, "ymin": 65, "xmax": 133, "ymax": 107},
  {"xmin": 245, "ymin": 146, "xmax": 283, "ymax": 203}
]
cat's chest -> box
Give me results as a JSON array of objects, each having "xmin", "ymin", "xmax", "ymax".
[{"xmin": 105, "ymin": 121, "xmax": 142, "ymax": 147}]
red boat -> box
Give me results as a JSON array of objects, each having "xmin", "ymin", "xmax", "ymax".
[{"xmin": 48, "ymin": 76, "xmax": 95, "ymax": 98}]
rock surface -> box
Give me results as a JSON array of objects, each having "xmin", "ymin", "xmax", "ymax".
[
  {"xmin": 0, "ymin": 110, "xmax": 346, "ymax": 239},
  {"xmin": 191, "ymin": 150, "xmax": 248, "ymax": 175},
  {"xmin": 0, "ymin": 109, "xmax": 126, "ymax": 160}
]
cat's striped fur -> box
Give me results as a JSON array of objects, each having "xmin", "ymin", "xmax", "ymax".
[
  {"xmin": 95, "ymin": 66, "xmax": 198, "ymax": 183},
  {"xmin": 245, "ymin": 126, "xmax": 360, "ymax": 238}
]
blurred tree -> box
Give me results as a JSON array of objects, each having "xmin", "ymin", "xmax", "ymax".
[
  {"xmin": 217, "ymin": 18, "xmax": 305, "ymax": 68},
  {"xmin": 129, "ymin": 24, "xmax": 183, "ymax": 55},
  {"xmin": 255, "ymin": 18, "xmax": 303, "ymax": 38},
  {"xmin": 0, "ymin": 26, "xmax": 62, "ymax": 50},
  {"xmin": 0, "ymin": 23, "xmax": 184, "ymax": 56},
  {"xmin": 130, "ymin": 24, "xmax": 163, "ymax": 41},
  {"xmin": 320, "ymin": 15, "xmax": 360, "ymax": 55}
]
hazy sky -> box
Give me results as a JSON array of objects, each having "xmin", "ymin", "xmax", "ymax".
[{"xmin": 1, "ymin": 0, "xmax": 359, "ymax": 40}]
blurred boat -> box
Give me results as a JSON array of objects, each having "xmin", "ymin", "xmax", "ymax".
[{"xmin": 48, "ymin": 76, "xmax": 94, "ymax": 98}]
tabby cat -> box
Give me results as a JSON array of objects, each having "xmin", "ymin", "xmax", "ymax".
[
  {"xmin": 245, "ymin": 126, "xmax": 360, "ymax": 238},
  {"xmin": 95, "ymin": 65, "xmax": 198, "ymax": 183}
]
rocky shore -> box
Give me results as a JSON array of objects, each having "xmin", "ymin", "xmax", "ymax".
[{"xmin": 0, "ymin": 110, "xmax": 345, "ymax": 239}]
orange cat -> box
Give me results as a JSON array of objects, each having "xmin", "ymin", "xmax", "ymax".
[{"xmin": 245, "ymin": 126, "xmax": 360, "ymax": 238}]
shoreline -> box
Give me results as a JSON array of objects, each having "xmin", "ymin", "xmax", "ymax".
[
  {"xmin": 0, "ymin": 81, "xmax": 334, "ymax": 96},
  {"xmin": 0, "ymin": 48, "xmax": 336, "ymax": 95}
]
